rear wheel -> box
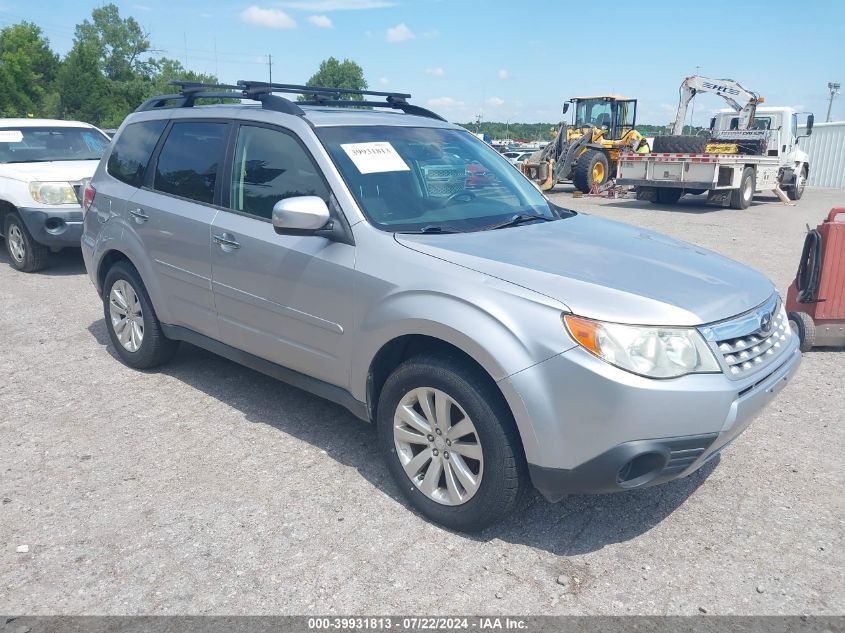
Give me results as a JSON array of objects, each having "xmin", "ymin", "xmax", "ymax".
[
  {"xmin": 730, "ymin": 167, "xmax": 755, "ymax": 209},
  {"xmin": 4, "ymin": 213, "xmax": 50, "ymax": 272},
  {"xmin": 787, "ymin": 166, "xmax": 807, "ymax": 201},
  {"xmin": 788, "ymin": 311, "xmax": 815, "ymax": 352},
  {"xmin": 103, "ymin": 261, "xmax": 179, "ymax": 369},
  {"xmin": 654, "ymin": 188, "xmax": 683, "ymax": 205},
  {"xmin": 572, "ymin": 150, "xmax": 609, "ymax": 193},
  {"xmin": 377, "ymin": 353, "xmax": 528, "ymax": 532}
]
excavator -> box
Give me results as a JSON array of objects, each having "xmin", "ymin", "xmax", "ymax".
[{"xmin": 520, "ymin": 95, "xmax": 645, "ymax": 192}]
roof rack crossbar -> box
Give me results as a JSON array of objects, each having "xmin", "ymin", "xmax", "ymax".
[
  {"xmin": 297, "ymin": 99, "xmax": 446, "ymax": 121},
  {"xmin": 135, "ymin": 90, "xmax": 246, "ymax": 112},
  {"xmin": 237, "ymin": 80, "xmax": 411, "ymax": 101},
  {"xmin": 167, "ymin": 80, "xmax": 242, "ymax": 95}
]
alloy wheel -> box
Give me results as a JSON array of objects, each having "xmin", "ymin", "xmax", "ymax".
[
  {"xmin": 109, "ymin": 280, "xmax": 144, "ymax": 352},
  {"xmin": 7, "ymin": 224, "xmax": 25, "ymax": 263},
  {"xmin": 393, "ymin": 387, "xmax": 484, "ymax": 506}
]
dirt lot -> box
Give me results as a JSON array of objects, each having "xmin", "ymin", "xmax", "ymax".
[{"xmin": 1, "ymin": 188, "xmax": 843, "ymax": 615}]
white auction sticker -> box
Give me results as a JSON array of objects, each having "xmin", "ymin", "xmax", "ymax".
[
  {"xmin": 341, "ymin": 142, "xmax": 410, "ymax": 174},
  {"xmin": 0, "ymin": 130, "xmax": 24, "ymax": 143}
]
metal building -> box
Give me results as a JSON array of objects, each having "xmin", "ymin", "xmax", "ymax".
[{"xmin": 798, "ymin": 121, "xmax": 845, "ymax": 188}]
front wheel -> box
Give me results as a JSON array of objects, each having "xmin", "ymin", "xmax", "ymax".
[
  {"xmin": 572, "ymin": 150, "xmax": 610, "ymax": 193},
  {"xmin": 788, "ymin": 311, "xmax": 815, "ymax": 352},
  {"xmin": 787, "ymin": 166, "xmax": 807, "ymax": 201},
  {"xmin": 4, "ymin": 213, "xmax": 50, "ymax": 272},
  {"xmin": 377, "ymin": 354, "xmax": 528, "ymax": 532},
  {"xmin": 103, "ymin": 261, "xmax": 179, "ymax": 369}
]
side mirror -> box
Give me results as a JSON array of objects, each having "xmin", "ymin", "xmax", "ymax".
[
  {"xmin": 271, "ymin": 196, "xmax": 331, "ymax": 235},
  {"xmin": 562, "ymin": 103, "xmax": 570, "ymax": 114},
  {"xmin": 806, "ymin": 113, "xmax": 814, "ymax": 135}
]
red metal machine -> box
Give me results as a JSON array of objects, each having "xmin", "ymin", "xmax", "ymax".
[{"xmin": 786, "ymin": 208, "xmax": 845, "ymax": 351}]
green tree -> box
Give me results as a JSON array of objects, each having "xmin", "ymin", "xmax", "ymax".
[
  {"xmin": 74, "ymin": 4, "xmax": 154, "ymax": 82},
  {"xmin": 54, "ymin": 40, "xmax": 114, "ymax": 126},
  {"xmin": 299, "ymin": 57, "xmax": 367, "ymax": 101},
  {"xmin": 0, "ymin": 22, "xmax": 59, "ymax": 117}
]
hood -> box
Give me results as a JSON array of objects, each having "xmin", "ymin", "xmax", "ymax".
[
  {"xmin": 0, "ymin": 160, "xmax": 100, "ymax": 182},
  {"xmin": 396, "ymin": 213, "xmax": 774, "ymax": 326}
]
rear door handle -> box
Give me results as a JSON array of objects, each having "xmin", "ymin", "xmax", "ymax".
[
  {"xmin": 213, "ymin": 233, "xmax": 241, "ymax": 250},
  {"xmin": 129, "ymin": 208, "xmax": 149, "ymax": 222}
]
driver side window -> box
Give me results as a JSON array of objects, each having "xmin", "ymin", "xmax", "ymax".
[{"xmin": 230, "ymin": 125, "xmax": 330, "ymax": 220}]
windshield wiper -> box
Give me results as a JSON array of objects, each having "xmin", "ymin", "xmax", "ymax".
[
  {"xmin": 400, "ymin": 225, "xmax": 461, "ymax": 234},
  {"xmin": 482, "ymin": 213, "xmax": 554, "ymax": 231}
]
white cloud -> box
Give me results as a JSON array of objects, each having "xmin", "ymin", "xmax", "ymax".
[
  {"xmin": 425, "ymin": 67, "xmax": 444, "ymax": 77},
  {"xmin": 498, "ymin": 69, "xmax": 508, "ymax": 80},
  {"xmin": 422, "ymin": 29, "xmax": 439, "ymax": 39},
  {"xmin": 386, "ymin": 22, "xmax": 414, "ymax": 42},
  {"xmin": 240, "ymin": 5, "xmax": 297, "ymax": 28},
  {"xmin": 379, "ymin": 77, "xmax": 389, "ymax": 85},
  {"xmin": 487, "ymin": 96, "xmax": 505, "ymax": 107},
  {"xmin": 427, "ymin": 96, "xmax": 464, "ymax": 108},
  {"xmin": 307, "ymin": 14, "xmax": 333, "ymax": 27},
  {"xmin": 280, "ymin": 0, "xmax": 394, "ymax": 10}
]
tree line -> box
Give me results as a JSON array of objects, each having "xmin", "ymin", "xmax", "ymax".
[{"xmin": 0, "ymin": 4, "xmax": 219, "ymax": 128}]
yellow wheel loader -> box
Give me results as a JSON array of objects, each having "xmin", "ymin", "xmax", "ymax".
[{"xmin": 520, "ymin": 96, "xmax": 645, "ymax": 192}]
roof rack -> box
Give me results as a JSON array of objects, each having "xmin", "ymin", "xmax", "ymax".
[{"xmin": 134, "ymin": 80, "xmax": 445, "ymax": 121}]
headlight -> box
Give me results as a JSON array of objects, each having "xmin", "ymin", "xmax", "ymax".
[
  {"xmin": 29, "ymin": 182, "xmax": 78, "ymax": 205},
  {"xmin": 563, "ymin": 314, "xmax": 721, "ymax": 378}
]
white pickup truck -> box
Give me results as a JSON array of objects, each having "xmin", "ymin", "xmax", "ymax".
[{"xmin": 617, "ymin": 106, "xmax": 815, "ymax": 209}]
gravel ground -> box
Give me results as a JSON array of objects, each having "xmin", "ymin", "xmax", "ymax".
[{"xmin": 1, "ymin": 188, "xmax": 843, "ymax": 615}]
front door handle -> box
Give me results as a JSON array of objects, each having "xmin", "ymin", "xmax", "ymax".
[
  {"xmin": 213, "ymin": 233, "xmax": 241, "ymax": 250},
  {"xmin": 129, "ymin": 208, "xmax": 149, "ymax": 222}
]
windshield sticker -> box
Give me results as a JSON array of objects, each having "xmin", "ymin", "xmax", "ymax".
[
  {"xmin": 0, "ymin": 130, "xmax": 24, "ymax": 143},
  {"xmin": 341, "ymin": 142, "xmax": 410, "ymax": 174}
]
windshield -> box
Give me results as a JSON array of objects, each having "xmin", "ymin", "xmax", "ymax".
[
  {"xmin": 574, "ymin": 100, "xmax": 612, "ymax": 128},
  {"xmin": 0, "ymin": 127, "xmax": 110, "ymax": 164},
  {"xmin": 316, "ymin": 125, "xmax": 557, "ymax": 233}
]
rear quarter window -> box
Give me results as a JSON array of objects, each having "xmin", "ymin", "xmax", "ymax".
[{"xmin": 107, "ymin": 120, "xmax": 167, "ymax": 187}]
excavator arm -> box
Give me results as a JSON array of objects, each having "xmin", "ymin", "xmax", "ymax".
[{"xmin": 671, "ymin": 76, "xmax": 762, "ymax": 134}]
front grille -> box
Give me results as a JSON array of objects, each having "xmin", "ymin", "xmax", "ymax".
[
  {"xmin": 711, "ymin": 299, "xmax": 790, "ymax": 379},
  {"xmin": 421, "ymin": 165, "xmax": 465, "ymax": 198}
]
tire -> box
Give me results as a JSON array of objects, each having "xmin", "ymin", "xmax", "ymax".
[
  {"xmin": 572, "ymin": 149, "xmax": 610, "ymax": 193},
  {"xmin": 102, "ymin": 261, "xmax": 179, "ymax": 369},
  {"xmin": 655, "ymin": 188, "xmax": 683, "ymax": 204},
  {"xmin": 651, "ymin": 135, "xmax": 708, "ymax": 154},
  {"xmin": 787, "ymin": 166, "xmax": 808, "ymax": 201},
  {"xmin": 788, "ymin": 311, "xmax": 815, "ymax": 352},
  {"xmin": 3, "ymin": 212, "xmax": 50, "ymax": 272},
  {"xmin": 730, "ymin": 167, "xmax": 756, "ymax": 210},
  {"xmin": 377, "ymin": 353, "xmax": 528, "ymax": 532}
]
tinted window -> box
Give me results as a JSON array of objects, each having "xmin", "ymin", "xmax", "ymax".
[
  {"xmin": 154, "ymin": 122, "xmax": 228, "ymax": 204},
  {"xmin": 0, "ymin": 126, "xmax": 110, "ymax": 164},
  {"xmin": 230, "ymin": 125, "xmax": 329, "ymax": 219},
  {"xmin": 107, "ymin": 120, "xmax": 166, "ymax": 187}
]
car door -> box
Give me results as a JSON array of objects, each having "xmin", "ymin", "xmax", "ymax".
[
  {"xmin": 210, "ymin": 122, "xmax": 356, "ymax": 388},
  {"xmin": 128, "ymin": 120, "xmax": 230, "ymax": 339}
]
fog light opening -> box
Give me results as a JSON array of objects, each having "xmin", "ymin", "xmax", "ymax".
[
  {"xmin": 617, "ymin": 452, "xmax": 666, "ymax": 488},
  {"xmin": 44, "ymin": 218, "xmax": 66, "ymax": 235}
]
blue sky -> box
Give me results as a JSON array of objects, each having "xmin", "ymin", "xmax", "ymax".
[{"xmin": 3, "ymin": 0, "xmax": 844, "ymax": 124}]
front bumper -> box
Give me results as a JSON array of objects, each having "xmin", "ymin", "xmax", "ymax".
[
  {"xmin": 500, "ymin": 333, "xmax": 801, "ymax": 501},
  {"xmin": 16, "ymin": 206, "xmax": 83, "ymax": 248}
]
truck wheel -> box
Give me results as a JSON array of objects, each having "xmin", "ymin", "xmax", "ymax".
[
  {"xmin": 730, "ymin": 167, "xmax": 755, "ymax": 210},
  {"xmin": 103, "ymin": 261, "xmax": 179, "ymax": 369},
  {"xmin": 654, "ymin": 188, "xmax": 683, "ymax": 204},
  {"xmin": 572, "ymin": 150, "xmax": 609, "ymax": 193},
  {"xmin": 787, "ymin": 166, "xmax": 807, "ymax": 201},
  {"xmin": 377, "ymin": 353, "xmax": 528, "ymax": 532},
  {"xmin": 3, "ymin": 212, "xmax": 50, "ymax": 272},
  {"xmin": 651, "ymin": 135, "xmax": 708, "ymax": 154},
  {"xmin": 788, "ymin": 311, "xmax": 815, "ymax": 352}
]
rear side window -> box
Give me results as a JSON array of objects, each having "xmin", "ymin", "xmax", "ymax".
[
  {"xmin": 107, "ymin": 120, "xmax": 167, "ymax": 187},
  {"xmin": 154, "ymin": 121, "xmax": 228, "ymax": 204}
]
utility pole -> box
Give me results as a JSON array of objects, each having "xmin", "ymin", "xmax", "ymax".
[
  {"xmin": 827, "ymin": 81, "xmax": 841, "ymax": 122},
  {"xmin": 268, "ymin": 54, "xmax": 273, "ymax": 83}
]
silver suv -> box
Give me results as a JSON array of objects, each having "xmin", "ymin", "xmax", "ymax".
[{"xmin": 81, "ymin": 81, "xmax": 801, "ymax": 531}]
